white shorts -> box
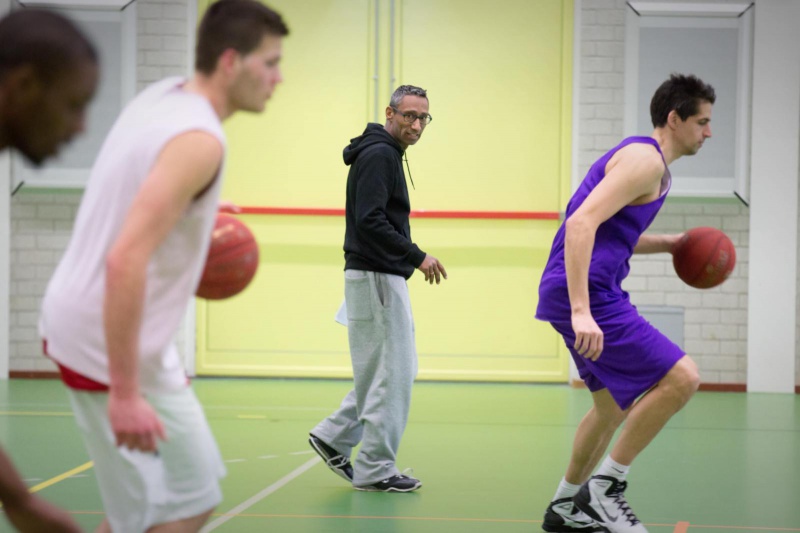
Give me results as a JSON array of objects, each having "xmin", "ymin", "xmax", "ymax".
[{"xmin": 68, "ymin": 386, "xmax": 226, "ymax": 532}]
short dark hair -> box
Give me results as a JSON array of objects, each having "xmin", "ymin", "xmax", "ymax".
[
  {"xmin": 195, "ymin": 0, "xmax": 289, "ymax": 75},
  {"xmin": 0, "ymin": 9, "xmax": 97, "ymax": 83},
  {"xmin": 390, "ymin": 85, "xmax": 427, "ymax": 108},
  {"xmin": 650, "ymin": 74, "xmax": 716, "ymax": 127}
]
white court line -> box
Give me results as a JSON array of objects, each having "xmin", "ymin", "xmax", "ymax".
[
  {"xmin": 203, "ymin": 405, "xmax": 332, "ymax": 412},
  {"xmin": 200, "ymin": 456, "xmax": 320, "ymax": 532}
]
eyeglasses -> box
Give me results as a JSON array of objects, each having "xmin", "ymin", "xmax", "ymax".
[{"xmin": 390, "ymin": 107, "xmax": 433, "ymax": 126}]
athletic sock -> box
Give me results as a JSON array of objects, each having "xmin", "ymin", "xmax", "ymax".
[
  {"xmin": 552, "ymin": 477, "xmax": 582, "ymax": 501},
  {"xmin": 595, "ymin": 455, "xmax": 630, "ymax": 481}
]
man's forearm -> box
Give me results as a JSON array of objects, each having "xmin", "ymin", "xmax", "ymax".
[
  {"xmin": 633, "ymin": 233, "xmax": 682, "ymax": 254},
  {"xmin": 0, "ymin": 447, "xmax": 30, "ymax": 505},
  {"xmin": 564, "ymin": 219, "xmax": 596, "ymax": 314},
  {"xmin": 104, "ymin": 258, "xmax": 146, "ymax": 397}
]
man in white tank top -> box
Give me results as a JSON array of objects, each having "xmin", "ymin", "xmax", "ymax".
[
  {"xmin": 38, "ymin": 1, "xmax": 288, "ymax": 531},
  {"xmin": 0, "ymin": 9, "xmax": 97, "ymax": 533}
]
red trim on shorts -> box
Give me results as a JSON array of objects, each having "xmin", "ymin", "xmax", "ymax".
[{"xmin": 42, "ymin": 339, "xmax": 110, "ymax": 392}]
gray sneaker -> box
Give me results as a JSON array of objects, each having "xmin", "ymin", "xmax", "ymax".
[
  {"xmin": 308, "ymin": 434, "xmax": 353, "ymax": 481},
  {"xmin": 573, "ymin": 476, "xmax": 647, "ymax": 533}
]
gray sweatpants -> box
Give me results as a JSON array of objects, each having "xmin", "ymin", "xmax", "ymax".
[{"xmin": 311, "ymin": 269, "xmax": 418, "ymax": 486}]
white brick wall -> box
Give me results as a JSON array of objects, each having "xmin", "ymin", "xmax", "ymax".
[
  {"xmin": 9, "ymin": 192, "xmax": 82, "ymax": 371},
  {"xmin": 579, "ymin": 0, "xmax": 752, "ymax": 384},
  {"xmin": 137, "ymin": 0, "xmax": 189, "ymax": 91},
  {"xmin": 628, "ymin": 203, "xmax": 749, "ymax": 384},
  {"xmin": 8, "ymin": 0, "xmax": 190, "ymax": 373}
]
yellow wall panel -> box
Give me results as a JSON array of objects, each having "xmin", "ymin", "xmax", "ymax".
[
  {"xmin": 221, "ymin": 0, "xmax": 373, "ymax": 207},
  {"xmin": 197, "ymin": 215, "xmax": 352, "ymax": 377},
  {"xmin": 196, "ymin": 0, "xmax": 573, "ymax": 383},
  {"xmin": 398, "ymin": 0, "xmax": 569, "ymax": 212},
  {"xmin": 197, "ymin": 217, "xmax": 567, "ymax": 382}
]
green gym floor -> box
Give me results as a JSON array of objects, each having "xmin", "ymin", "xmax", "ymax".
[{"xmin": 0, "ymin": 378, "xmax": 797, "ymax": 533}]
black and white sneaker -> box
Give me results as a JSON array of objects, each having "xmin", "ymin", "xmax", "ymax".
[
  {"xmin": 542, "ymin": 497, "xmax": 609, "ymax": 532},
  {"xmin": 308, "ymin": 433, "xmax": 353, "ymax": 481},
  {"xmin": 573, "ymin": 476, "xmax": 647, "ymax": 533},
  {"xmin": 354, "ymin": 473, "xmax": 422, "ymax": 492}
]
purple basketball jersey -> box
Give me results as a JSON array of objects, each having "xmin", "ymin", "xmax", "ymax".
[
  {"xmin": 537, "ymin": 136, "xmax": 670, "ymax": 322},
  {"xmin": 536, "ymin": 136, "xmax": 684, "ymax": 409}
]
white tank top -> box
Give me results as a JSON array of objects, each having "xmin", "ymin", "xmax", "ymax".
[{"xmin": 39, "ymin": 77, "xmax": 226, "ymax": 394}]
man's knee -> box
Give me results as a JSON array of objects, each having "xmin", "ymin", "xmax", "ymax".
[
  {"xmin": 592, "ymin": 391, "xmax": 628, "ymax": 428},
  {"xmin": 667, "ymin": 356, "xmax": 701, "ymax": 401}
]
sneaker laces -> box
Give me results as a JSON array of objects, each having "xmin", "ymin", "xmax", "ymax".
[
  {"xmin": 326, "ymin": 454, "xmax": 348, "ymax": 468},
  {"xmin": 606, "ymin": 480, "xmax": 641, "ymax": 526}
]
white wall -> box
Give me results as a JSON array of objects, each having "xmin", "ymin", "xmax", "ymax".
[
  {"xmin": 6, "ymin": 0, "xmax": 191, "ymax": 374},
  {"xmin": 578, "ymin": 0, "xmax": 751, "ymax": 385},
  {"xmin": 0, "ymin": 0, "xmax": 11, "ymax": 379}
]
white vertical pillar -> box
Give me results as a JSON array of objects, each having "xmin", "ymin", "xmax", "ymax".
[
  {"xmin": 747, "ymin": 0, "xmax": 799, "ymax": 393},
  {"xmin": 569, "ymin": 0, "xmax": 582, "ymax": 384},
  {"xmin": 0, "ymin": 152, "xmax": 9, "ymax": 380},
  {"xmin": 183, "ymin": 0, "xmax": 197, "ymax": 376},
  {"xmin": 0, "ymin": 0, "xmax": 12, "ymax": 380}
]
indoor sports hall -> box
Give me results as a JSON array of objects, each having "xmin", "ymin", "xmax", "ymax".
[{"xmin": 1, "ymin": 1, "xmax": 798, "ymax": 532}]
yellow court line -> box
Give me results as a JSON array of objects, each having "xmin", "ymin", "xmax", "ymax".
[
  {"xmin": 28, "ymin": 461, "xmax": 93, "ymax": 494},
  {"xmin": 0, "ymin": 411, "xmax": 74, "ymax": 417}
]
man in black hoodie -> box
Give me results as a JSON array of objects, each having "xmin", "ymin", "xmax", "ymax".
[{"xmin": 309, "ymin": 85, "xmax": 446, "ymax": 492}]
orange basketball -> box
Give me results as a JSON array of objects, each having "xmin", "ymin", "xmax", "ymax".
[
  {"xmin": 196, "ymin": 214, "xmax": 259, "ymax": 300},
  {"xmin": 672, "ymin": 227, "xmax": 736, "ymax": 289}
]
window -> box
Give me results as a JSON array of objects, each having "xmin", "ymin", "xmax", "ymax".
[
  {"xmin": 12, "ymin": 0, "xmax": 136, "ymax": 189},
  {"xmin": 624, "ymin": 2, "xmax": 753, "ymax": 200}
]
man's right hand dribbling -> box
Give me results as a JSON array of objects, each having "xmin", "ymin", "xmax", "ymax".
[{"xmin": 108, "ymin": 394, "xmax": 166, "ymax": 452}]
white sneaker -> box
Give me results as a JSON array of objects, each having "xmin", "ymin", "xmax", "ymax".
[
  {"xmin": 542, "ymin": 497, "xmax": 608, "ymax": 532},
  {"xmin": 573, "ymin": 475, "xmax": 648, "ymax": 533}
]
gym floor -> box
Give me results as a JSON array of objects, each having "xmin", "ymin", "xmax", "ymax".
[{"xmin": 0, "ymin": 378, "xmax": 797, "ymax": 532}]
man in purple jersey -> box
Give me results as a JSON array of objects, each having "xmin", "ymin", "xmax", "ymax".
[{"xmin": 536, "ymin": 74, "xmax": 716, "ymax": 533}]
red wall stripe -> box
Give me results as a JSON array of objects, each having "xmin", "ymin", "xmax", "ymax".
[{"xmin": 239, "ymin": 206, "xmax": 560, "ymax": 220}]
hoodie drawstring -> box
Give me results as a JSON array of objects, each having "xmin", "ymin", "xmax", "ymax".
[{"xmin": 403, "ymin": 152, "xmax": 415, "ymax": 190}]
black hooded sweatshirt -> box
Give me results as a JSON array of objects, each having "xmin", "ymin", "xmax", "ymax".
[{"xmin": 343, "ymin": 123, "xmax": 426, "ymax": 279}]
